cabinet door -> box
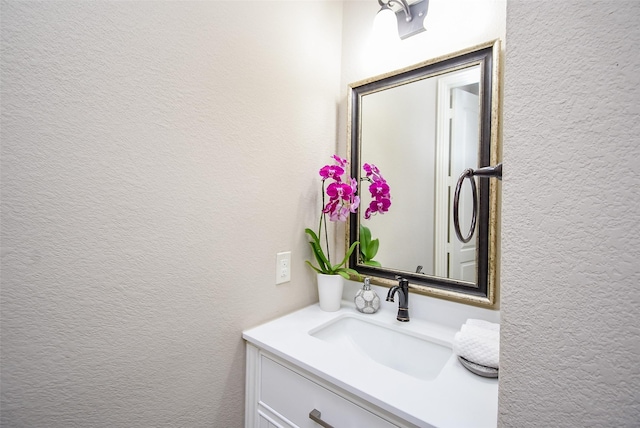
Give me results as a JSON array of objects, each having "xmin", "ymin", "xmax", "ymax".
[{"xmin": 259, "ymin": 355, "xmax": 397, "ymax": 428}]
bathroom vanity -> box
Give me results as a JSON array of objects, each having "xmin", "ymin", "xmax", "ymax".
[
  {"xmin": 241, "ymin": 40, "xmax": 504, "ymax": 428},
  {"xmin": 243, "ymin": 289, "xmax": 499, "ymax": 428}
]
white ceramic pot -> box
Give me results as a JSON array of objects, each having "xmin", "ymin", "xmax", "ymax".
[{"xmin": 317, "ymin": 273, "xmax": 344, "ymax": 312}]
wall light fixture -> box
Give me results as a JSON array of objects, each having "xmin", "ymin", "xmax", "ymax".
[{"xmin": 377, "ymin": 0, "xmax": 429, "ymax": 40}]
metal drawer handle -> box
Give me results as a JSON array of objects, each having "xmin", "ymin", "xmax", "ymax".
[{"xmin": 309, "ymin": 409, "xmax": 335, "ymax": 428}]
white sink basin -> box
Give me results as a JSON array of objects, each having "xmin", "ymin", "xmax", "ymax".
[{"xmin": 309, "ymin": 314, "xmax": 452, "ymax": 381}]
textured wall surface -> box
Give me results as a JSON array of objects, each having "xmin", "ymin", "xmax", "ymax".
[
  {"xmin": 500, "ymin": 1, "xmax": 640, "ymax": 426},
  {"xmin": 1, "ymin": 2, "xmax": 342, "ymax": 427}
]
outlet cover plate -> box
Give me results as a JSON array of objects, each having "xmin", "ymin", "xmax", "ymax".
[{"xmin": 276, "ymin": 251, "xmax": 291, "ymax": 284}]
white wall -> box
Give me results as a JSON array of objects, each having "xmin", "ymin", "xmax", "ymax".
[
  {"xmin": 0, "ymin": 2, "xmax": 343, "ymax": 426},
  {"xmin": 499, "ymin": 1, "xmax": 640, "ymax": 426}
]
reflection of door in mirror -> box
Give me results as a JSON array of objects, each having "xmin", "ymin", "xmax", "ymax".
[
  {"xmin": 434, "ymin": 66, "xmax": 480, "ymax": 283},
  {"xmin": 449, "ymin": 87, "xmax": 479, "ymax": 281}
]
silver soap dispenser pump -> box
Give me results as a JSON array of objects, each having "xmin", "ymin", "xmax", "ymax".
[{"xmin": 354, "ymin": 277, "xmax": 381, "ymax": 314}]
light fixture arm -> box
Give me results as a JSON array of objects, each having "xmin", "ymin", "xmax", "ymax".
[{"xmin": 378, "ymin": 0, "xmax": 413, "ymax": 22}]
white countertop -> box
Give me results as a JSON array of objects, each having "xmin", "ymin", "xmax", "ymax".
[{"xmin": 243, "ymin": 298, "xmax": 498, "ymax": 428}]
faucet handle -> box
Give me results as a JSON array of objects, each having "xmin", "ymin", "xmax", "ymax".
[
  {"xmin": 395, "ymin": 276, "xmax": 409, "ymax": 287},
  {"xmin": 390, "ymin": 276, "xmax": 410, "ymax": 322}
]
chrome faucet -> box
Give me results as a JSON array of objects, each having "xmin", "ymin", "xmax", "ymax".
[{"xmin": 386, "ymin": 276, "xmax": 410, "ymax": 322}]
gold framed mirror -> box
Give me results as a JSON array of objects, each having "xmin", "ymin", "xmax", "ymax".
[{"xmin": 346, "ymin": 40, "xmax": 500, "ymax": 307}]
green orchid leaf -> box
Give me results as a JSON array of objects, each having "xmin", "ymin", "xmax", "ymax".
[
  {"xmin": 305, "ymin": 260, "xmax": 322, "ymax": 274},
  {"xmin": 360, "ymin": 225, "xmax": 371, "ymax": 248},
  {"xmin": 359, "ymin": 225, "xmax": 382, "ymax": 261},
  {"xmin": 308, "ymin": 240, "xmax": 328, "ymax": 271},
  {"xmin": 332, "ymin": 241, "xmax": 359, "ymax": 271},
  {"xmin": 336, "ymin": 270, "xmax": 351, "ymax": 279},
  {"xmin": 368, "ymin": 238, "xmax": 379, "ymax": 259},
  {"xmin": 362, "ymin": 243, "xmax": 373, "ymax": 260},
  {"xmin": 363, "ymin": 260, "xmax": 382, "ymax": 267},
  {"xmin": 333, "ymin": 267, "xmax": 361, "ymax": 280},
  {"xmin": 360, "ymin": 245, "xmax": 370, "ymax": 260},
  {"xmin": 305, "ymin": 228, "xmax": 320, "ymax": 242}
]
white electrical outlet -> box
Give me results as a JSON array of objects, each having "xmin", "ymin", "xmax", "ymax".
[{"xmin": 276, "ymin": 251, "xmax": 291, "ymax": 284}]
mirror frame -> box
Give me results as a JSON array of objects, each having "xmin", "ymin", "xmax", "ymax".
[{"xmin": 346, "ymin": 40, "xmax": 501, "ymax": 308}]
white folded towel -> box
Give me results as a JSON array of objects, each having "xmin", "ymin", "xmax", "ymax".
[
  {"xmin": 453, "ymin": 319, "xmax": 500, "ymax": 369},
  {"xmin": 466, "ymin": 318, "xmax": 500, "ymax": 333}
]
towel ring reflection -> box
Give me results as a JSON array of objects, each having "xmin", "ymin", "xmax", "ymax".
[{"xmin": 453, "ymin": 163, "xmax": 502, "ymax": 243}]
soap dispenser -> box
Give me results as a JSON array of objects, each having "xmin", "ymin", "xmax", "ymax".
[{"xmin": 354, "ymin": 277, "xmax": 380, "ymax": 314}]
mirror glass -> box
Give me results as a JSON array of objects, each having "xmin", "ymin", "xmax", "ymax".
[{"xmin": 347, "ymin": 41, "xmax": 500, "ymax": 307}]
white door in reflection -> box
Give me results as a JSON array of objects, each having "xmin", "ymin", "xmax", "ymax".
[
  {"xmin": 434, "ymin": 66, "xmax": 480, "ymax": 282},
  {"xmin": 449, "ymin": 87, "xmax": 479, "ymax": 281}
]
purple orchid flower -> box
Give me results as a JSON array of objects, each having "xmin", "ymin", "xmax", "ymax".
[
  {"xmin": 369, "ymin": 180, "xmax": 390, "ymax": 198},
  {"xmin": 317, "ymin": 155, "xmax": 360, "ymax": 223},
  {"xmin": 326, "ymin": 182, "xmax": 353, "ymax": 201},
  {"xmin": 319, "ymin": 164, "xmax": 344, "ymax": 182},
  {"xmin": 365, "ymin": 197, "xmax": 391, "ymax": 219},
  {"xmin": 332, "ymin": 155, "xmax": 349, "ymax": 168}
]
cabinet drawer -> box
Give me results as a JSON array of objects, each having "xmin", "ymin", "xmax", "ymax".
[{"xmin": 260, "ymin": 355, "xmax": 397, "ymax": 428}]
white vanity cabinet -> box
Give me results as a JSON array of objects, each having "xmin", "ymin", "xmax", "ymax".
[
  {"xmin": 242, "ymin": 303, "xmax": 499, "ymax": 428},
  {"xmin": 245, "ymin": 343, "xmax": 413, "ymax": 428}
]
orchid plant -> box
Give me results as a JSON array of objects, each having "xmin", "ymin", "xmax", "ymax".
[{"xmin": 305, "ymin": 155, "xmax": 392, "ymax": 278}]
